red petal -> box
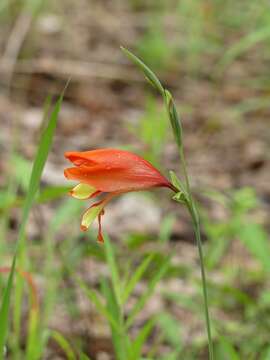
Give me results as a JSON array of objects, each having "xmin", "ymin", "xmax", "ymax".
[
  {"xmin": 65, "ymin": 152, "xmax": 97, "ymax": 167},
  {"xmin": 64, "ymin": 164, "xmax": 170, "ymax": 192},
  {"xmin": 64, "ymin": 150, "xmax": 172, "ymax": 193}
]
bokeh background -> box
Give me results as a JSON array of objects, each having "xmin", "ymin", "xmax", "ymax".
[{"xmin": 1, "ymin": 0, "xmax": 270, "ymax": 359}]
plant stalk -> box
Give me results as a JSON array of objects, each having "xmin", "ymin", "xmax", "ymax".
[
  {"xmin": 120, "ymin": 46, "xmax": 214, "ymax": 359},
  {"xmin": 166, "ymin": 91, "xmax": 214, "ymax": 359},
  {"xmin": 166, "ymin": 92, "xmax": 214, "ymax": 359},
  {"xmin": 188, "ymin": 200, "xmax": 214, "ymax": 360}
]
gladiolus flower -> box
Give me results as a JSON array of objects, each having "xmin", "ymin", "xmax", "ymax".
[{"xmin": 64, "ymin": 148, "xmax": 176, "ymax": 243}]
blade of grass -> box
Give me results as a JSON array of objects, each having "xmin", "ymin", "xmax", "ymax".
[
  {"xmin": 120, "ymin": 46, "xmax": 164, "ymax": 94},
  {"xmin": 126, "ymin": 257, "xmax": 169, "ymax": 329},
  {"xmin": 121, "ymin": 253, "xmax": 154, "ymax": 305},
  {"xmin": 219, "ymin": 25, "xmax": 270, "ymax": 70},
  {"xmin": 50, "ymin": 330, "xmax": 76, "ymax": 360},
  {"xmin": 75, "ymin": 277, "xmax": 121, "ymax": 334},
  {"xmin": 0, "ymin": 86, "xmax": 66, "ymax": 358},
  {"xmin": 26, "ymin": 309, "xmax": 41, "ymax": 360},
  {"xmin": 101, "ymin": 278, "xmax": 129, "ymax": 360},
  {"xmin": 157, "ymin": 312, "xmax": 182, "ymax": 353},
  {"xmin": 129, "ymin": 317, "xmax": 155, "ymax": 360},
  {"xmin": 103, "ymin": 235, "xmax": 122, "ymax": 306},
  {"xmin": 79, "ymin": 352, "xmax": 92, "ymax": 360}
]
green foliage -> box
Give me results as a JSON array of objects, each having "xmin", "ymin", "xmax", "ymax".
[
  {"xmin": 76, "ymin": 235, "xmax": 170, "ymax": 359},
  {"xmin": 177, "ymin": 0, "xmax": 220, "ymax": 72},
  {"xmin": 130, "ymin": 0, "xmax": 270, "ymax": 75},
  {"xmin": 214, "ymin": 337, "xmax": 240, "ymax": 360},
  {"xmin": 122, "ymin": 46, "xmax": 214, "ymax": 360},
  {"xmin": 0, "ymin": 92, "xmax": 64, "ymax": 360},
  {"xmin": 1, "ymin": 1, "xmax": 270, "ymax": 358},
  {"xmin": 121, "ymin": 46, "xmax": 163, "ymax": 94},
  {"xmin": 121, "ymin": 253, "xmax": 154, "ymax": 304},
  {"xmin": 204, "ymin": 187, "xmax": 270, "ymax": 272},
  {"xmin": 157, "ymin": 312, "xmax": 183, "ymax": 358},
  {"xmin": 50, "ymin": 330, "xmax": 76, "ymax": 360},
  {"xmin": 201, "ymin": 188, "xmax": 270, "ymax": 357}
]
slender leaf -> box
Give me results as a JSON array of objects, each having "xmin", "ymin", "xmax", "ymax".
[
  {"xmin": 220, "ymin": 25, "xmax": 270, "ymax": 69},
  {"xmin": 26, "ymin": 310, "xmax": 41, "ymax": 360},
  {"xmin": 76, "ymin": 277, "xmax": 120, "ymax": 333},
  {"xmin": 214, "ymin": 336, "xmax": 240, "ymax": 360},
  {"xmin": 121, "ymin": 46, "xmax": 164, "ymax": 94},
  {"xmin": 164, "ymin": 90, "xmax": 182, "ymax": 148},
  {"xmin": 239, "ymin": 223, "xmax": 270, "ymax": 272},
  {"xmin": 79, "ymin": 352, "xmax": 92, "ymax": 360},
  {"xmin": 104, "ymin": 235, "xmax": 122, "ymax": 306},
  {"xmin": 50, "ymin": 330, "xmax": 76, "ymax": 360},
  {"xmin": 101, "ymin": 279, "xmax": 128, "ymax": 360},
  {"xmin": 157, "ymin": 312, "xmax": 182, "ymax": 351},
  {"xmin": 121, "ymin": 254, "xmax": 154, "ymax": 305},
  {"xmin": 129, "ymin": 318, "xmax": 155, "ymax": 360},
  {"xmin": 126, "ymin": 258, "xmax": 170, "ymax": 329},
  {"xmin": 261, "ymin": 346, "xmax": 270, "ymax": 360},
  {"xmin": 0, "ymin": 90, "xmax": 65, "ymax": 359}
]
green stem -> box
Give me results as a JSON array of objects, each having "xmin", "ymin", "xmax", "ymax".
[
  {"xmin": 187, "ymin": 200, "xmax": 214, "ymax": 360},
  {"xmin": 164, "ymin": 91, "xmax": 214, "ymax": 358},
  {"xmin": 120, "ymin": 47, "xmax": 214, "ymax": 358},
  {"xmin": 168, "ymin": 94, "xmax": 214, "ymax": 357},
  {"xmin": 166, "ymin": 92, "xmax": 214, "ymax": 357},
  {"xmin": 178, "ymin": 146, "xmax": 191, "ymax": 196}
]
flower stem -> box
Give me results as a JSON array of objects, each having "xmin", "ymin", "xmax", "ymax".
[
  {"xmin": 177, "ymin": 135, "xmax": 214, "ymax": 358},
  {"xmin": 164, "ymin": 91, "xmax": 214, "ymax": 358},
  {"xmin": 165, "ymin": 90, "xmax": 214, "ymax": 359},
  {"xmin": 187, "ymin": 200, "xmax": 214, "ymax": 360},
  {"xmin": 120, "ymin": 47, "xmax": 214, "ymax": 358}
]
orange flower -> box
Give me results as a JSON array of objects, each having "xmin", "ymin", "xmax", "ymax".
[{"xmin": 64, "ymin": 148, "xmax": 176, "ymax": 242}]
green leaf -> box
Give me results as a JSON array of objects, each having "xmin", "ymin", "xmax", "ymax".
[
  {"xmin": 239, "ymin": 223, "xmax": 270, "ymax": 272},
  {"xmin": 157, "ymin": 312, "xmax": 182, "ymax": 350},
  {"xmin": 37, "ymin": 186, "xmax": 71, "ymax": 203},
  {"xmin": 214, "ymin": 337, "xmax": 240, "ymax": 360},
  {"xmin": 121, "ymin": 253, "xmax": 154, "ymax": 305},
  {"xmin": 260, "ymin": 346, "xmax": 270, "ymax": 360},
  {"xmin": 49, "ymin": 199, "xmax": 82, "ymax": 232},
  {"xmin": 220, "ymin": 25, "xmax": 270, "ymax": 70},
  {"xmin": 121, "ymin": 46, "xmax": 164, "ymax": 94},
  {"xmin": 79, "ymin": 352, "xmax": 92, "ymax": 360},
  {"xmin": 126, "ymin": 257, "xmax": 170, "ymax": 329},
  {"xmin": 101, "ymin": 279, "xmax": 129, "ymax": 360},
  {"xmin": 12, "ymin": 155, "xmax": 32, "ymax": 191},
  {"xmin": 0, "ymin": 186, "xmax": 70, "ymax": 211},
  {"xmin": 0, "ymin": 90, "xmax": 65, "ymax": 359},
  {"xmin": 50, "ymin": 330, "xmax": 76, "ymax": 360},
  {"xmin": 164, "ymin": 90, "xmax": 182, "ymax": 148},
  {"xmin": 104, "ymin": 235, "xmax": 122, "ymax": 306},
  {"xmin": 206, "ymin": 237, "xmax": 230, "ymax": 269},
  {"xmin": 26, "ymin": 310, "xmax": 41, "ymax": 360},
  {"xmin": 76, "ymin": 277, "xmax": 120, "ymax": 334},
  {"xmin": 129, "ymin": 318, "xmax": 155, "ymax": 360}
]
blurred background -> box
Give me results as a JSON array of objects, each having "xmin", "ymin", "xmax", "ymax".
[{"xmin": 0, "ymin": 0, "xmax": 270, "ymax": 359}]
